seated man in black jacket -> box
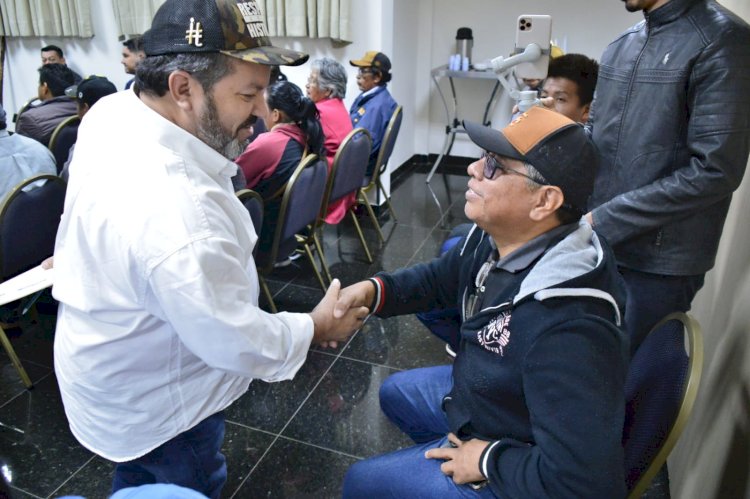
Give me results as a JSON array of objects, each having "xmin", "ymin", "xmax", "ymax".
[{"xmin": 335, "ymin": 107, "xmax": 629, "ymax": 498}]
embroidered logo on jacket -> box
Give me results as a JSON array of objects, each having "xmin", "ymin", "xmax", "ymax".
[{"xmin": 477, "ymin": 311, "xmax": 511, "ymax": 356}]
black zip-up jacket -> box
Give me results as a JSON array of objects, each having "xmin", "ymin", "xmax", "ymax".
[
  {"xmin": 587, "ymin": 0, "xmax": 750, "ymax": 275},
  {"xmin": 372, "ymin": 222, "xmax": 628, "ymax": 498}
]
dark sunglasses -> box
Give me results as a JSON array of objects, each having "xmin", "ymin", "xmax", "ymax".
[{"xmin": 481, "ymin": 151, "xmax": 547, "ymax": 184}]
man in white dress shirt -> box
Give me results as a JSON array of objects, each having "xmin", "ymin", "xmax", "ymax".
[{"xmin": 51, "ymin": 1, "xmax": 368, "ymax": 497}]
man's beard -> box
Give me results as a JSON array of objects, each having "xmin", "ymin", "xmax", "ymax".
[{"xmin": 196, "ymin": 92, "xmax": 253, "ymax": 160}]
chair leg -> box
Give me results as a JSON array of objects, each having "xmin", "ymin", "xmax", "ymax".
[
  {"xmin": 378, "ymin": 179, "xmax": 397, "ymax": 222},
  {"xmin": 259, "ymin": 276, "xmax": 277, "ymax": 313},
  {"xmin": 349, "ymin": 210, "xmax": 373, "ymax": 263},
  {"xmin": 0, "ymin": 326, "xmax": 33, "ymax": 389},
  {"xmin": 303, "ymin": 242, "xmax": 328, "ymax": 292},
  {"xmin": 359, "ymin": 192, "xmax": 385, "ymax": 242},
  {"xmin": 313, "ymin": 231, "xmax": 332, "ymax": 285}
]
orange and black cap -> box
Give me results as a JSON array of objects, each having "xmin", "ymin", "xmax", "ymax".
[{"xmin": 464, "ymin": 107, "xmax": 599, "ymax": 213}]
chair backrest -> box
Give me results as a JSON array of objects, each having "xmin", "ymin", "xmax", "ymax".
[
  {"xmin": 623, "ymin": 312, "xmax": 703, "ymax": 498},
  {"xmin": 322, "ymin": 128, "xmax": 372, "ymax": 214},
  {"xmin": 236, "ymin": 188, "xmax": 263, "ymax": 256},
  {"xmin": 364, "ymin": 105, "xmax": 403, "ymax": 189},
  {"xmin": 0, "ymin": 175, "xmax": 67, "ymax": 280},
  {"xmin": 255, "ymin": 154, "xmax": 328, "ymax": 275},
  {"xmin": 48, "ymin": 115, "xmax": 81, "ymax": 174}
]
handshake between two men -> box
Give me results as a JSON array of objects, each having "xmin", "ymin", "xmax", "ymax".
[{"xmin": 307, "ymin": 278, "xmax": 375, "ymax": 349}]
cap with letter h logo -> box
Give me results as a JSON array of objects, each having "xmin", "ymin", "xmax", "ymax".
[{"xmin": 143, "ymin": 0, "xmax": 308, "ymax": 66}]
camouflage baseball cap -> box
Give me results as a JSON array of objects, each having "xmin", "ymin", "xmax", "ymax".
[{"xmin": 143, "ymin": 0, "xmax": 308, "ymax": 66}]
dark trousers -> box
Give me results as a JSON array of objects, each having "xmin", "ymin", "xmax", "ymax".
[
  {"xmin": 620, "ymin": 268, "xmax": 705, "ymax": 355},
  {"xmin": 112, "ymin": 411, "xmax": 227, "ymax": 499}
]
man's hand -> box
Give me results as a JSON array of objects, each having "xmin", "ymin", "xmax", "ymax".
[
  {"xmin": 41, "ymin": 256, "xmax": 54, "ymax": 269},
  {"xmin": 309, "ymin": 279, "xmax": 369, "ymax": 348},
  {"xmin": 333, "ymin": 280, "xmax": 376, "ymax": 319},
  {"xmin": 425, "ymin": 433, "xmax": 489, "ymax": 484}
]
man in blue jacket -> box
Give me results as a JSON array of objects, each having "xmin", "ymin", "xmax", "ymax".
[
  {"xmin": 349, "ymin": 51, "xmax": 398, "ymax": 175},
  {"xmin": 335, "ymin": 107, "xmax": 629, "ymax": 498}
]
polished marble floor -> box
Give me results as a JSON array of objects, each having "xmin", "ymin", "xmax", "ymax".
[{"xmin": 0, "ymin": 160, "xmax": 472, "ymax": 499}]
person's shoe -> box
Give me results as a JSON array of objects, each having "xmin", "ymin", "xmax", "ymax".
[
  {"xmin": 445, "ymin": 343, "xmax": 457, "ymax": 359},
  {"xmin": 273, "ymin": 257, "xmax": 293, "ymax": 268}
]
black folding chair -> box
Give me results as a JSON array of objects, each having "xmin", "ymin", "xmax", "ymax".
[
  {"xmin": 359, "ymin": 105, "xmax": 403, "ymax": 241},
  {"xmin": 48, "ymin": 115, "xmax": 80, "ymax": 174},
  {"xmin": 623, "ymin": 312, "xmax": 703, "ymax": 498},
  {"xmin": 0, "ymin": 175, "xmax": 67, "ymax": 388},
  {"xmin": 254, "ymin": 155, "xmax": 328, "ymax": 313},
  {"xmin": 317, "ymin": 128, "xmax": 374, "ymax": 282}
]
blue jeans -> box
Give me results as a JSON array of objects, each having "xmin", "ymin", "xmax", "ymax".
[
  {"xmin": 343, "ymin": 366, "xmax": 494, "ymax": 498},
  {"xmin": 112, "ymin": 411, "xmax": 227, "ymax": 499},
  {"xmin": 378, "ymin": 366, "xmax": 452, "ymax": 443},
  {"xmin": 620, "ymin": 268, "xmax": 705, "ymax": 355},
  {"xmin": 343, "ymin": 436, "xmax": 496, "ymax": 498}
]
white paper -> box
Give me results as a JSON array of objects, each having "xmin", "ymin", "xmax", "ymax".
[{"xmin": 0, "ymin": 264, "xmax": 54, "ymax": 306}]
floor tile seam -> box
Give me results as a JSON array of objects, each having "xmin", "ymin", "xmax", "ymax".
[
  {"xmin": 227, "ymin": 343, "xmax": 352, "ymax": 498},
  {"xmin": 274, "ymin": 357, "xmax": 339, "ymax": 434},
  {"xmin": 331, "ymin": 352, "xmax": 405, "ymax": 373},
  {"xmin": 226, "ymin": 335, "xmax": 356, "ymax": 498},
  {"xmin": 223, "ymin": 420, "xmax": 281, "ymax": 439},
  {"xmin": 45, "ymin": 454, "xmax": 96, "ymax": 499},
  {"xmin": 408, "ymin": 195, "xmax": 467, "ymax": 266},
  {"xmin": 0, "ymin": 418, "xmax": 26, "ymax": 435},
  {"xmin": 227, "ymin": 432, "xmax": 282, "ymax": 499},
  {"xmin": 7, "ymin": 357, "xmax": 53, "ymax": 371},
  {"xmin": 403, "ymin": 234, "xmax": 433, "ymax": 267},
  {"xmin": 269, "ymin": 279, "xmax": 293, "ymax": 298},
  {"xmin": 0, "ymin": 366, "xmax": 53, "ymax": 409},
  {"xmin": 9, "ymin": 485, "xmax": 44, "ymax": 499},
  {"xmin": 0, "ymin": 392, "xmax": 23, "ymax": 411},
  {"xmin": 273, "ymin": 433, "xmax": 364, "ymax": 460}
]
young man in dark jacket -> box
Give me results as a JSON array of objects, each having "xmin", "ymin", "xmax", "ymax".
[
  {"xmin": 585, "ymin": 0, "xmax": 750, "ymax": 354},
  {"xmin": 15, "ymin": 63, "xmax": 78, "ymax": 147},
  {"xmin": 336, "ymin": 107, "xmax": 629, "ymax": 498}
]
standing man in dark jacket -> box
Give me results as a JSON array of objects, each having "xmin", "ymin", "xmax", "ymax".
[
  {"xmin": 336, "ymin": 107, "xmax": 629, "ymax": 498},
  {"xmin": 586, "ymin": 0, "xmax": 750, "ymax": 354}
]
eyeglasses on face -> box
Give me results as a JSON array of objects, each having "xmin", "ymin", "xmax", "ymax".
[
  {"xmin": 356, "ymin": 68, "xmax": 377, "ymax": 77},
  {"xmin": 481, "ymin": 151, "xmax": 547, "ymax": 185}
]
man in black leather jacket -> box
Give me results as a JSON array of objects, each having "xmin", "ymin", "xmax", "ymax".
[{"xmin": 586, "ymin": 0, "xmax": 750, "ymax": 354}]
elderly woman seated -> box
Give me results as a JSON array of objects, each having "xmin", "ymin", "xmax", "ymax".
[{"xmin": 306, "ymin": 57, "xmax": 354, "ymax": 224}]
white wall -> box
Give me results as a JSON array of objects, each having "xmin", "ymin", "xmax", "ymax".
[
  {"xmin": 3, "ymin": 0, "xmax": 130, "ymax": 124},
  {"xmin": 3, "ymin": 0, "xmax": 634, "ymax": 168},
  {"xmin": 400, "ymin": 0, "xmax": 635, "ymax": 160}
]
